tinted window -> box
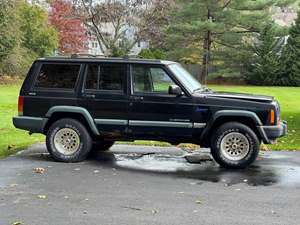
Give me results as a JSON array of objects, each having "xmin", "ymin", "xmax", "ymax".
[
  {"xmin": 85, "ymin": 65, "xmax": 99, "ymax": 90},
  {"xmin": 132, "ymin": 65, "xmax": 175, "ymax": 93},
  {"xmin": 85, "ymin": 64, "xmax": 125, "ymax": 91},
  {"xmin": 35, "ymin": 63, "xmax": 80, "ymax": 89}
]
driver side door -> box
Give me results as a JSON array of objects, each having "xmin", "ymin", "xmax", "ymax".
[{"xmin": 128, "ymin": 64, "xmax": 194, "ymax": 140}]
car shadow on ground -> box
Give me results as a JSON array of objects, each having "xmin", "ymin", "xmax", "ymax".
[
  {"xmin": 17, "ymin": 146, "xmax": 300, "ymax": 187},
  {"xmin": 87, "ymin": 151, "xmax": 281, "ymax": 187}
]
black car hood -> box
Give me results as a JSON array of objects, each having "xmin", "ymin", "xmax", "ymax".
[{"xmin": 204, "ymin": 91, "xmax": 274, "ymax": 103}]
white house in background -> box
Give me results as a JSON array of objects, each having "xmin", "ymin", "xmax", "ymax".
[
  {"xmin": 84, "ymin": 0, "xmax": 150, "ymax": 56},
  {"xmin": 86, "ymin": 38, "xmax": 148, "ymax": 56},
  {"xmin": 86, "ymin": 34, "xmax": 149, "ymax": 56},
  {"xmin": 87, "ymin": 36, "xmax": 103, "ymax": 56},
  {"xmin": 272, "ymin": 7, "xmax": 297, "ymax": 26},
  {"xmin": 271, "ymin": 7, "xmax": 297, "ymax": 45}
]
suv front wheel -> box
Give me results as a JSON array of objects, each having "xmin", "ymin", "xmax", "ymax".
[
  {"xmin": 211, "ymin": 122, "xmax": 260, "ymax": 169},
  {"xmin": 46, "ymin": 118, "xmax": 92, "ymax": 162}
]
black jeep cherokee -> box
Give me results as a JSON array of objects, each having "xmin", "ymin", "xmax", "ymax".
[{"xmin": 13, "ymin": 57, "xmax": 287, "ymax": 169}]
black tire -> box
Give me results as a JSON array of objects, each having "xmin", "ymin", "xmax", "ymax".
[
  {"xmin": 46, "ymin": 118, "xmax": 92, "ymax": 163},
  {"xmin": 92, "ymin": 141, "xmax": 114, "ymax": 152},
  {"xmin": 210, "ymin": 122, "xmax": 260, "ymax": 169}
]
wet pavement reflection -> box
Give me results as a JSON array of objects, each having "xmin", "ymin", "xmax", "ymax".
[
  {"xmin": 11, "ymin": 144, "xmax": 300, "ymax": 188},
  {"xmin": 90, "ymin": 149, "xmax": 300, "ymax": 187}
]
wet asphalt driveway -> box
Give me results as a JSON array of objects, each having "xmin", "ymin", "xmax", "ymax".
[{"xmin": 1, "ymin": 144, "xmax": 300, "ymax": 225}]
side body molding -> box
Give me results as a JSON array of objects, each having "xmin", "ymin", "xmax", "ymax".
[
  {"xmin": 46, "ymin": 106, "xmax": 100, "ymax": 135},
  {"xmin": 200, "ymin": 110, "xmax": 269, "ymax": 143}
]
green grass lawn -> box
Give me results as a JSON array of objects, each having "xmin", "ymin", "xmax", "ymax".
[
  {"xmin": 0, "ymin": 84, "xmax": 44, "ymax": 157},
  {"xmin": 0, "ymin": 84, "xmax": 299, "ymax": 158}
]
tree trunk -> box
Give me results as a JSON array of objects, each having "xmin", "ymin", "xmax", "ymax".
[{"xmin": 200, "ymin": 9, "xmax": 212, "ymax": 84}]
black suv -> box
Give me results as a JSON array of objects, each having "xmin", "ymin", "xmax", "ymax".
[{"xmin": 13, "ymin": 57, "xmax": 287, "ymax": 169}]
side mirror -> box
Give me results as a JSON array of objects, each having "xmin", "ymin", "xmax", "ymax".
[{"xmin": 168, "ymin": 85, "xmax": 184, "ymax": 96}]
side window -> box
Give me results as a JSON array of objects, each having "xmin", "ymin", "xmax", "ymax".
[
  {"xmin": 99, "ymin": 64, "xmax": 124, "ymax": 91},
  {"xmin": 151, "ymin": 68, "xmax": 175, "ymax": 92},
  {"xmin": 85, "ymin": 63, "xmax": 125, "ymax": 91},
  {"xmin": 132, "ymin": 65, "xmax": 175, "ymax": 94},
  {"xmin": 35, "ymin": 63, "xmax": 80, "ymax": 89},
  {"xmin": 85, "ymin": 65, "xmax": 99, "ymax": 90}
]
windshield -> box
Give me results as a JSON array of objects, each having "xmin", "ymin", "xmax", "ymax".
[{"xmin": 168, "ymin": 63, "xmax": 202, "ymax": 93}]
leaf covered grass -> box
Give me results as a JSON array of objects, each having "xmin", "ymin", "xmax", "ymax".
[{"xmin": 0, "ymin": 84, "xmax": 299, "ymax": 158}]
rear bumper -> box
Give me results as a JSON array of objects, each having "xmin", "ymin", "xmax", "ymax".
[
  {"xmin": 258, "ymin": 121, "xmax": 287, "ymax": 144},
  {"xmin": 13, "ymin": 116, "xmax": 48, "ymax": 133}
]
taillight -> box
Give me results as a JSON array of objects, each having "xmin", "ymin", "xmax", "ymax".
[{"xmin": 18, "ymin": 96, "xmax": 24, "ymax": 116}]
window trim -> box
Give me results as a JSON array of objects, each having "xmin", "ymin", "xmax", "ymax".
[
  {"xmin": 82, "ymin": 62, "xmax": 126, "ymax": 95},
  {"xmin": 32, "ymin": 62, "xmax": 82, "ymax": 92},
  {"xmin": 130, "ymin": 64, "xmax": 186, "ymax": 97}
]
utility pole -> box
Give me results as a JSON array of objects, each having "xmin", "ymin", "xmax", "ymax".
[{"xmin": 200, "ymin": 8, "xmax": 212, "ymax": 84}]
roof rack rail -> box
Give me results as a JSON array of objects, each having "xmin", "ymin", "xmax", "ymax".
[
  {"xmin": 70, "ymin": 53, "xmax": 106, "ymax": 58},
  {"xmin": 122, "ymin": 55, "xmax": 143, "ymax": 59}
]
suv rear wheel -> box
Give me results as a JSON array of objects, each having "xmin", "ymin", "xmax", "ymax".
[
  {"xmin": 92, "ymin": 141, "xmax": 115, "ymax": 152},
  {"xmin": 46, "ymin": 118, "xmax": 92, "ymax": 162},
  {"xmin": 211, "ymin": 122, "xmax": 260, "ymax": 169}
]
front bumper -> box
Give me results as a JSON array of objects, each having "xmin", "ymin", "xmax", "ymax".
[
  {"xmin": 258, "ymin": 121, "xmax": 287, "ymax": 144},
  {"xmin": 13, "ymin": 116, "xmax": 48, "ymax": 133}
]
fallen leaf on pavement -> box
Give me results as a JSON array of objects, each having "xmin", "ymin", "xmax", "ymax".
[
  {"xmin": 195, "ymin": 200, "xmax": 202, "ymax": 204},
  {"xmin": 261, "ymin": 145, "xmax": 270, "ymax": 151},
  {"xmin": 33, "ymin": 167, "xmax": 45, "ymax": 174},
  {"xmin": 37, "ymin": 195, "xmax": 47, "ymax": 199},
  {"xmin": 151, "ymin": 209, "xmax": 158, "ymax": 214},
  {"xmin": 12, "ymin": 222, "xmax": 22, "ymax": 225},
  {"xmin": 122, "ymin": 206, "xmax": 142, "ymax": 211}
]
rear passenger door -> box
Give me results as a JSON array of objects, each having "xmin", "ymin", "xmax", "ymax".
[{"xmin": 79, "ymin": 63, "xmax": 128, "ymax": 138}]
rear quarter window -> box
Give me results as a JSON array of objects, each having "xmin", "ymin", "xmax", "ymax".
[{"xmin": 34, "ymin": 63, "xmax": 81, "ymax": 89}]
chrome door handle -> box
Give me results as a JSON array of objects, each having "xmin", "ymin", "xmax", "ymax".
[
  {"xmin": 83, "ymin": 94, "xmax": 95, "ymax": 99},
  {"xmin": 131, "ymin": 96, "xmax": 144, "ymax": 101}
]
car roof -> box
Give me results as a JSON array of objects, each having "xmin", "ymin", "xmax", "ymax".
[{"xmin": 36, "ymin": 56, "xmax": 177, "ymax": 66}]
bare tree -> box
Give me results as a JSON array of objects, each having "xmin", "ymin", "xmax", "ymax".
[{"xmin": 73, "ymin": 0, "xmax": 172, "ymax": 56}]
